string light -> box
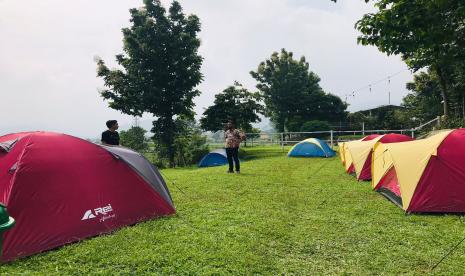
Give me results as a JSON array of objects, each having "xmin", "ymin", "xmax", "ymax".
[{"xmin": 343, "ymin": 69, "xmax": 409, "ymax": 104}]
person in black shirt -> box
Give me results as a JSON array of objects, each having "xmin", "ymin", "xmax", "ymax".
[{"xmin": 101, "ymin": 120, "xmax": 120, "ymax": 146}]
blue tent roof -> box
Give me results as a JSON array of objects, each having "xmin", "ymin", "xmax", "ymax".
[
  {"xmin": 288, "ymin": 138, "xmax": 335, "ymax": 158},
  {"xmin": 198, "ymin": 149, "xmax": 228, "ymax": 167}
]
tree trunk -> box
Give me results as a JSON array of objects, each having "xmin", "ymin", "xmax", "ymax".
[
  {"xmin": 435, "ymin": 65, "xmax": 450, "ymax": 118},
  {"xmin": 277, "ymin": 118, "xmax": 285, "ymax": 133},
  {"xmin": 166, "ymin": 129, "xmax": 176, "ymax": 168},
  {"xmin": 156, "ymin": 116, "xmax": 176, "ymax": 168}
]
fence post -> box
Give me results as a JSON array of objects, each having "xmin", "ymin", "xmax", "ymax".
[
  {"xmin": 411, "ymin": 130, "xmax": 415, "ymax": 139},
  {"xmin": 281, "ymin": 133, "xmax": 284, "ymax": 152},
  {"xmin": 437, "ymin": 116, "xmax": 441, "ymax": 128},
  {"xmin": 330, "ymin": 130, "xmax": 334, "ymax": 148},
  {"xmin": 362, "ymin": 122, "xmax": 365, "ymax": 136}
]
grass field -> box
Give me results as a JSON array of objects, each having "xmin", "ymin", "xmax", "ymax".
[{"xmin": 2, "ymin": 146, "xmax": 465, "ymax": 275}]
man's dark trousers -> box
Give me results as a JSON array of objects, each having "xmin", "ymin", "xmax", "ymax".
[{"xmin": 226, "ymin": 147, "xmax": 240, "ymax": 172}]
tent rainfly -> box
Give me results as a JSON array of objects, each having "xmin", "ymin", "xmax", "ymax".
[
  {"xmin": 372, "ymin": 129, "xmax": 465, "ymax": 213},
  {"xmin": 343, "ymin": 134, "xmax": 413, "ymax": 181},
  {"xmin": 198, "ymin": 149, "xmax": 228, "ymax": 167},
  {"xmin": 288, "ymin": 138, "xmax": 335, "ymax": 158},
  {"xmin": 339, "ymin": 134, "xmax": 381, "ymax": 174},
  {"xmin": 0, "ymin": 132, "xmax": 175, "ymax": 261}
]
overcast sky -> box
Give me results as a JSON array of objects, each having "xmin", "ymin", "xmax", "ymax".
[{"xmin": 0, "ymin": 0, "xmax": 413, "ymax": 138}]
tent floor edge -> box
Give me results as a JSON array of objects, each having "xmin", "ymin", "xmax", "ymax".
[{"xmin": 377, "ymin": 188, "xmax": 403, "ymax": 209}]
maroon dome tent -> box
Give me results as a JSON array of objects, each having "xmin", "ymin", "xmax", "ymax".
[
  {"xmin": 361, "ymin": 134, "xmax": 382, "ymax": 141},
  {"xmin": 357, "ymin": 133, "xmax": 414, "ymax": 180},
  {"xmin": 0, "ymin": 132, "xmax": 175, "ymax": 261}
]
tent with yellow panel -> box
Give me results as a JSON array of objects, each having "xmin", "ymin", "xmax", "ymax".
[
  {"xmin": 340, "ymin": 134, "xmax": 381, "ymax": 174},
  {"xmin": 371, "ymin": 129, "xmax": 465, "ymax": 213},
  {"xmin": 345, "ymin": 134, "xmax": 413, "ymax": 181},
  {"xmin": 288, "ymin": 138, "xmax": 335, "ymax": 158}
]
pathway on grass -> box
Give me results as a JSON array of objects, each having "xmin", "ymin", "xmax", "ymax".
[{"xmin": 2, "ymin": 146, "xmax": 465, "ymax": 274}]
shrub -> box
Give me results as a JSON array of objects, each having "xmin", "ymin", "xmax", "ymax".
[
  {"xmin": 300, "ymin": 120, "xmax": 331, "ymax": 132},
  {"xmin": 120, "ymin": 126, "xmax": 150, "ymax": 152}
]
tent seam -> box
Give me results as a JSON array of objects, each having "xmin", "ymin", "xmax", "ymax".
[{"xmin": 7, "ymin": 135, "xmax": 34, "ymax": 206}]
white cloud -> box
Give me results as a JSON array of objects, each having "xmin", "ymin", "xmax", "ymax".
[{"xmin": 0, "ymin": 0, "xmax": 413, "ymax": 138}]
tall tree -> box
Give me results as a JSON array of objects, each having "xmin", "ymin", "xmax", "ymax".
[
  {"xmin": 96, "ymin": 0, "xmax": 203, "ymax": 167},
  {"xmin": 402, "ymin": 71, "xmax": 443, "ymax": 123},
  {"xmin": 250, "ymin": 49, "xmax": 347, "ymax": 132},
  {"xmin": 172, "ymin": 117, "xmax": 209, "ymax": 166},
  {"xmin": 356, "ymin": 0, "xmax": 465, "ymax": 118},
  {"xmin": 200, "ymin": 82, "xmax": 264, "ymax": 132},
  {"xmin": 120, "ymin": 126, "xmax": 150, "ymax": 152}
]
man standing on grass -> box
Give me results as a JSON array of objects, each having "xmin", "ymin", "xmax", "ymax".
[
  {"xmin": 101, "ymin": 120, "xmax": 120, "ymax": 146},
  {"xmin": 224, "ymin": 121, "xmax": 245, "ymax": 174}
]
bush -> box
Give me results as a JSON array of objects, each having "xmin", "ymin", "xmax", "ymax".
[
  {"xmin": 337, "ymin": 135, "xmax": 365, "ymax": 141},
  {"xmin": 297, "ymin": 120, "xmax": 331, "ymax": 139},
  {"xmin": 441, "ymin": 117, "xmax": 465, "ymax": 129},
  {"xmin": 120, "ymin": 126, "xmax": 150, "ymax": 152},
  {"xmin": 174, "ymin": 129, "xmax": 210, "ymax": 166},
  {"xmin": 150, "ymin": 118, "xmax": 210, "ymax": 168},
  {"xmin": 300, "ymin": 120, "xmax": 331, "ymax": 132}
]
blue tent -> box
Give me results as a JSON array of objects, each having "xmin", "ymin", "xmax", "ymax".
[
  {"xmin": 198, "ymin": 149, "xmax": 229, "ymax": 167},
  {"xmin": 288, "ymin": 138, "xmax": 335, "ymax": 158}
]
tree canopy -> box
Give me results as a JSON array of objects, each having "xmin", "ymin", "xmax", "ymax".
[
  {"xmin": 120, "ymin": 126, "xmax": 150, "ymax": 152},
  {"xmin": 250, "ymin": 49, "xmax": 347, "ymax": 132},
  {"xmin": 200, "ymin": 82, "xmax": 264, "ymax": 133},
  {"xmin": 96, "ymin": 0, "xmax": 203, "ymax": 166},
  {"xmin": 355, "ymin": 0, "xmax": 465, "ymax": 117}
]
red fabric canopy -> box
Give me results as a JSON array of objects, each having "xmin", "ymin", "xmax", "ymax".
[
  {"xmin": 0, "ymin": 132, "xmax": 175, "ymax": 261},
  {"xmin": 358, "ymin": 134, "xmax": 414, "ymax": 181}
]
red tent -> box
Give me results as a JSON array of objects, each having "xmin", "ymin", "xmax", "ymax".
[
  {"xmin": 361, "ymin": 134, "xmax": 382, "ymax": 141},
  {"xmin": 372, "ymin": 129, "xmax": 465, "ymax": 212},
  {"xmin": 341, "ymin": 134, "xmax": 381, "ymax": 174},
  {"xmin": 358, "ymin": 133, "xmax": 414, "ymax": 180},
  {"xmin": 0, "ymin": 132, "xmax": 175, "ymax": 261}
]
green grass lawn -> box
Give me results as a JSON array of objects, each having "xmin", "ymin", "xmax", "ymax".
[{"xmin": 2, "ymin": 146, "xmax": 465, "ymax": 275}]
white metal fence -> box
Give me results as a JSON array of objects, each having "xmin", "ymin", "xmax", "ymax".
[{"xmin": 207, "ymin": 116, "xmax": 442, "ymax": 150}]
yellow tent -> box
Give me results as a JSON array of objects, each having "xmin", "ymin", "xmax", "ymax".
[
  {"xmin": 344, "ymin": 136, "xmax": 383, "ymax": 179},
  {"xmin": 339, "ymin": 135, "xmax": 384, "ymax": 173},
  {"xmin": 371, "ymin": 130, "xmax": 454, "ymax": 212},
  {"xmin": 339, "ymin": 139, "xmax": 363, "ymax": 173},
  {"xmin": 338, "ymin": 141, "xmax": 345, "ymax": 164},
  {"xmin": 343, "ymin": 134, "xmax": 414, "ymax": 180}
]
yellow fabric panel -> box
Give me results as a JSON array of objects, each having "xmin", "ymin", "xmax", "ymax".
[
  {"xmin": 378, "ymin": 130, "xmax": 452, "ymax": 210},
  {"xmin": 346, "ymin": 136, "xmax": 383, "ymax": 178},
  {"xmin": 343, "ymin": 140, "xmax": 360, "ymax": 171},
  {"xmin": 371, "ymin": 142, "xmax": 394, "ymax": 189},
  {"xmin": 338, "ymin": 142, "xmax": 345, "ymax": 164}
]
